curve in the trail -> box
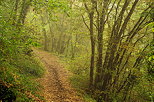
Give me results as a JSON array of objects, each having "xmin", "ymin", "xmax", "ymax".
[{"xmin": 33, "ymin": 49, "xmax": 83, "ymax": 102}]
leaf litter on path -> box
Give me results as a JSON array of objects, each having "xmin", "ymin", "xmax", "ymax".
[{"xmin": 33, "ymin": 49, "xmax": 83, "ymax": 102}]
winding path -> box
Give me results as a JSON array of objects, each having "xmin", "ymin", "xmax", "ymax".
[{"xmin": 33, "ymin": 49, "xmax": 83, "ymax": 102}]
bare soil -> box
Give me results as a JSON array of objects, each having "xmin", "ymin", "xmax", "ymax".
[{"xmin": 33, "ymin": 49, "xmax": 83, "ymax": 102}]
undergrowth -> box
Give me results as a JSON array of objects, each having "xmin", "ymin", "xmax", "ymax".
[
  {"xmin": 0, "ymin": 9, "xmax": 45, "ymax": 101},
  {"xmin": 0, "ymin": 54, "xmax": 45, "ymax": 102},
  {"xmin": 59, "ymin": 55, "xmax": 96, "ymax": 102}
]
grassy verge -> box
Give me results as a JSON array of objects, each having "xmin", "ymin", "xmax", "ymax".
[
  {"xmin": 0, "ymin": 53, "xmax": 45, "ymax": 102},
  {"xmin": 58, "ymin": 55, "xmax": 96, "ymax": 102}
]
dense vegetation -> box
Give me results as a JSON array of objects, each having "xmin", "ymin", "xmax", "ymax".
[
  {"xmin": 0, "ymin": 0, "xmax": 44, "ymax": 101},
  {"xmin": 0, "ymin": 0, "xmax": 154, "ymax": 102}
]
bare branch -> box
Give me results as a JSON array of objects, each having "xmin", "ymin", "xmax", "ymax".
[
  {"xmin": 104, "ymin": 0, "xmax": 117, "ymax": 23},
  {"xmin": 82, "ymin": 15, "xmax": 90, "ymax": 31},
  {"xmin": 118, "ymin": 0, "xmax": 139, "ymax": 37},
  {"xmin": 83, "ymin": 2, "xmax": 89, "ymax": 13},
  {"xmin": 133, "ymin": 44, "xmax": 149, "ymax": 68}
]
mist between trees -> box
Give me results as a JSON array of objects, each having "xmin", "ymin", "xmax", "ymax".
[{"xmin": 0, "ymin": 0, "xmax": 154, "ymax": 102}]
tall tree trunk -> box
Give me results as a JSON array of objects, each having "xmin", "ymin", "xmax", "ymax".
[
  {"xmin": 99, "ymin": 0, "xmax": 139, "ymax": 101},
  {"xmin": 83, "ymin": 0, "xmax": 96, "ymax": 87},
  {"xmin": 48, "ymin": 15, "xmax": 55, "ymax": 52},
  {"xmin": 43, "ymin": 28, "xmax": 48, "ymax": 51},
  {"xmin": 89, "ymin": 12, "xmax": 95, "ymax": 87},
  {"xmin": 41, "ymin": 16, "xmax": 48, "ymax": 51},
  {"xmin": 95, "ymin": 0, "xmax": 109, "ymax": 89}
]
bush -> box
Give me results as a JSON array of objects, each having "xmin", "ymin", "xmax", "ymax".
[{"xmin": 0, "ymin": 9, "xmax": 44, "ymax": 101}]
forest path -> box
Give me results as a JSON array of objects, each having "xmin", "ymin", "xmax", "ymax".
[{"xmin": 33, "ymin": 49, "xmax": 83, "ymax": 102}]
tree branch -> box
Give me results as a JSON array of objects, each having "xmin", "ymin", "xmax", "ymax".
[{"xmin": 82, "ymin": 15, "xmax": 90, "ymax": 31}]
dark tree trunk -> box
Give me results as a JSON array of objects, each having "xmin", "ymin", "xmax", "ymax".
[
  {"xmin": 43, "ymin": 28, "xmax": 48, "ymax": 51},
  {"xmin": 95, "ymin": 0, "xmax": 109, "ymax": 89},
  {"xmin": 83, "ymin": 0, "xmax": 96, "ymax": 88},
  {"xmin": 41, "ymin": 15, "xmax": 48, "ymax": 51},
  {"xmin": 89, "ymin": 12, "xmax": 95, "ymax": 87}
]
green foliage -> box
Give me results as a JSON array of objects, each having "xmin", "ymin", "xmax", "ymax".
[
  {"xmin": 146, "ymin": 41, "xmax": 154, "ymax": 79},
  {"xmin": 0, "ymin": 1, "xmax": 45, "ymax": 101},
  {"xmin": 66, "ymin": 56, "xmax": 89, "ymax": 86},
  {"xmin": 0, "ymin": 55, "xmax": 45, "ymax": 101},
  {"xmin": 130, "ymin": 40, "xmax": 154, "ymax": 102},
  {"xmin": 32, "ymin": 0, "xmax": 70, "ymax": 14},
  {"xmin": 60, "ymin": 55, "xmax": 97, "ymax": 102},
  {"xmin": 1, "ymin": 0, "xmax": 153, "ymax": 101}
]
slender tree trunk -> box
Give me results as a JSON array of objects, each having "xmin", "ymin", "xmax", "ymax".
[
  {"xmin": 57, "ymin": 33, "xmax": 63, "ymax": 53},
  {"xmin": 41, "ymin": 16, "xmax": 48, "ymax": 51},
  {"xmin": 99, "ymin": 0, "xmax": 139, "ymax": 101},
  {"xmin": 89, "ymin": 12, "xmax": 95, "ymax": 87},
  {"xmin": 95, "ymin": 0, "xmax": 109, "ymax": 89},
  {"xmin": 43, "ymin": 28, "xmax": 48, "ymax": 51},
  {"xmin": 83, "ymin": 0, "xmax": 96, "ymax": 88}
]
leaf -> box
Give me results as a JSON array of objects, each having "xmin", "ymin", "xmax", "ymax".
[
  {"xmin": 148, "ymin": 56, "xmax": 154, "ymax": 61},
  {"xmin": 147, "ymin": 22, "xmax": 154, "ymax": 27}
]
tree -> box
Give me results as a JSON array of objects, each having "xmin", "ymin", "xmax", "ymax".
[
  {"xmin": 81, "ymin": 0, "xmax": 154, "ymax": 101},
  {"xmin": 83, "ymin": 0, "xmax": 96, "ymax": 88}
]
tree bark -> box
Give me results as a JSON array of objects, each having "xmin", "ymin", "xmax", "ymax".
[
  {"xmin": 95, "ymin": 0, "xmax": 109, "ymax": 89},
  {"xmin": 83, "ymin": 0, "xmax": 96, "ymax": 88},
  {"xmin": 41, "ymin": 16, "xmax": 48, "ymax": 51}
]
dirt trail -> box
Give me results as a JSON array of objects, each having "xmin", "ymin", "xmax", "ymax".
[{"xmin": 33, "ymin": 49, "xmax": 83, "ymax": 102}]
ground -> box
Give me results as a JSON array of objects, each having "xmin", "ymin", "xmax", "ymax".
[{"xmin": 33, "ymin": 49, "xmax": 83, "ymax": 102}]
